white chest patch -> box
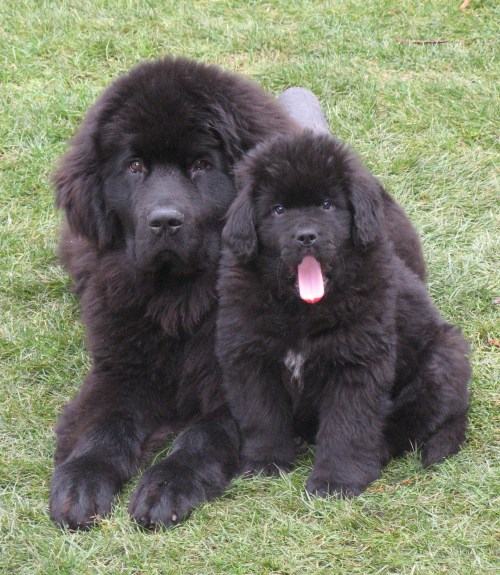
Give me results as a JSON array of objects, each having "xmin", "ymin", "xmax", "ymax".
[{"xmin": 284, "ymin": 350, "xmax": 306, "ymax": 391}]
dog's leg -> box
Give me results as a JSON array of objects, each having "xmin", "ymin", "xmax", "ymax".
[
  {"xmin": 50, "ymin": 371, "xmax": 150, "ymax": 530},
  {"xmin": 385, "ymin": 323, "xmax": 470, "ymax": 466},
  {"xmin": 306, "ymin": 365, "xmax": 393, "ymax": 497},
  {"xmin": 128, "ymin": 406, "xmax": 239, "ymax": 529}
]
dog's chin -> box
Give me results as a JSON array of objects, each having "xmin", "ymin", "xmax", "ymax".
[{"xmin": 136, "ymin": 249, "xmax": 198, "ymax": 276}]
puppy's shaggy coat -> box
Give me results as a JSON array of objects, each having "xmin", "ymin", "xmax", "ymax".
[{"xmin": 217, "ymin": 131, "xmax": 470, "ymax": 496}]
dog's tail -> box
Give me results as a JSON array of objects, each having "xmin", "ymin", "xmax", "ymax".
[{"xmin": 277, "ymin": 88, "xmax": 330, "ymax": 135}]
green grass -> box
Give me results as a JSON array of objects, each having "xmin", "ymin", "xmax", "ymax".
[{"xmin": 1, "ymin": 0, "xmax": 498, "ymax": 573}]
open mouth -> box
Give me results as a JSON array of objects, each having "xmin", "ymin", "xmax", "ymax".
[{"xmin": 295, "ymin": 256, "xmax": 326, "ymax": 304}]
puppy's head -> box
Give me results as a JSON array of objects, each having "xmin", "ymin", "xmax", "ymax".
[{"xmin": 223, "ymin": 131, "xmax": 384, "ymax": 302}]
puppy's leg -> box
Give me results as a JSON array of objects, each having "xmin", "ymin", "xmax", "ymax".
[
  {"xmin": 50, "ymin": 372, "xmax": 149, "ymax": 530},
  {"xmin": 129, "ymin": 406, "xmax": 239, "ymax": 529},
  {"xmin": 385, "ymin": 323, "xmax": 470, "ymax": 466},
  {"xmin": 306, "ymin": 364, "xmax": 392, "ymax": 497},
  {"xmin": 222, "ymin": 356, "xmax": 296, "ymax": 476}
]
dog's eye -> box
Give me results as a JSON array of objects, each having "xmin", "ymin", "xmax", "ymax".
[
  {"xmin": 129, "ymin": 159, "xmax": 144, "ymax": 174},
  {"xmin": 273, "ymin": 204, "xmax": 285, "ymax": 215},
  {"xmin": 322, "ymin": 199, "xmax": 333, "ymax": 210},
  {"xmin": 192, "ymin": 159, "xmax": 212, "ymax": 171}
]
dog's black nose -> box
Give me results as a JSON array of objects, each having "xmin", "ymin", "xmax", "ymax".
[
  {"xmin": 296, "ymin": 229, "xmax": 317, "ymax": 247},
  {"xmin": 148, "ymin": 209, "xmax": 185, "ymax": 235}
]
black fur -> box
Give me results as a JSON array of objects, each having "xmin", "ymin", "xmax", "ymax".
[
  {"xmin": 50, "ymin": 56, "xmax": 298, "ymax": 529},
  {"xmin": 217, "ymin": 131, "xmax": 470, "ymax": 497}
]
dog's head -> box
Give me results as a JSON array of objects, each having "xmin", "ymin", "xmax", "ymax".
[
  {"xmin": 222, "ymin": 131, "xmax": 384, "ymax": 302},
  {"xmin": 54, "ymin": 57, "xmax": 294, "ymax": 275}
]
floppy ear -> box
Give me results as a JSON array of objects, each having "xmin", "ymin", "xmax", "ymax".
[
  {"xmin": 222, "ymin": 165, "xmax": 258, "ymax": 262},
  {"xmin": 53, "ymin": 124, "xmax": 118, "ymax": 249},
  {"xmin": 207, "ymin": 103, "xmax": 244, "ymax": 163},
  {"xmin": 347, "ymin": 162, "xmax": 384, "ymax": 247},
  {"xmin": 206, "ymin": 79, "xmax": 296, "ymax": 163}
]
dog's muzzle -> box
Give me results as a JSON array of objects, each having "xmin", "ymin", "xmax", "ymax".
[{"xmin": 147, "ymin": 208, "xmax": 185, "ymax": 236}]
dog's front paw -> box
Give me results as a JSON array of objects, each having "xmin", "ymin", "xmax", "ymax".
[
  {"xmin": 50, "ymin": 457, "xmax": 121, "ymax": 530},
  {"xmin": 305, "ymin": 473, "xmax": 364, "ymax": 498},
  {"xmin": 129, "ymin": 460, "xmax": 215, "ymax": 529}
]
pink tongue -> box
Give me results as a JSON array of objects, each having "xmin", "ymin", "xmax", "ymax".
[{"xmin": 297, "ymin": 256, "xmax": 324, "ymax": 304}]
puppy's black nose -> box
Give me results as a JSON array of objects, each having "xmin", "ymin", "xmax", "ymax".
[
  {"xmin": 296, "ymin": 229, "xmax": 317, "ymax": 247},
  {"xmin": 148, "ymin": 209, "xmax": 185, "ymax": 235}
]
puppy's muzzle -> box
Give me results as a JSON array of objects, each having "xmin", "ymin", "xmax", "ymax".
[{"xmin": 295, "ymin": 228, "xmax": 317, "ymax": 247}]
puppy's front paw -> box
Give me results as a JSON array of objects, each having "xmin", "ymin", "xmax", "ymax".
[
  {"xmin": 240, "ymin": 439, "xmax": 296, "ymax": 477},
  {"xmin": 305, "ymin": 474, "xmax": 364, "ymax": 498},
  {"xmin": 240, "ymin": 457, "xmax": 293, "ymax": 477}
]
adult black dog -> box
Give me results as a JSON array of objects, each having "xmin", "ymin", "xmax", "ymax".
[
  {"xmin": 50, "ymin": 56, "xmax": 298, "ymax": 529},
  {"xmin": 217, "ymin": 130, "xmax": 470, "ymax": 497}
]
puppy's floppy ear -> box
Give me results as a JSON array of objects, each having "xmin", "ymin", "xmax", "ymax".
[
  {"xmin": 347, "ymin": 159, "xmax": 384, "ymax": 247},
  {"xmin": 53, "ymin": 118, "xmax": 118, "ymax": 249},
  {"xmin": 222, "ymin": 163, "xmax": 257, "ymax": 262}
]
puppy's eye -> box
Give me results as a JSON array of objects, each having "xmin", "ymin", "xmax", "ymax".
[
  {"xmin": 273, "ymin": 204, "xmax": 285, "ymax": 215},
  {"xmin": 192, "ymin": 159, "xmax": 212, "ymax": 171},
  {"xmin": 322, "ymin": 199, "xmax": 333, "ymax": 210},
  {"xmin": 129, "ymin": 159, "xmax": 144, "ymax": 174}
]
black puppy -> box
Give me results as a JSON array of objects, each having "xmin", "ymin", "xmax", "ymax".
[{"xmin": 217, "ymin": 131, "xmax": 470, "ymax": 497}]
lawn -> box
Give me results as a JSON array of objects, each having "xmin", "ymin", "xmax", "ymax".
[{"xmin": 0, "ymin": 0, "xmax": 498, "ymax": 573}]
